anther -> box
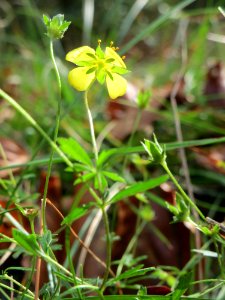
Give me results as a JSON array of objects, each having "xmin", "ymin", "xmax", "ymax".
[
  {"xmin": 115, "ymin": 47, "xmax": 119, "ymax": 51},
  {"xmin": 122, "ymin": 55, "xmax": 126, "ymax": 60}
]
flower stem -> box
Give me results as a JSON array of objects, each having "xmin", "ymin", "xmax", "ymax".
[
  {"xmin": 83, "ymin": 90, "xmax": 111, "ymax": 290},
  {"xmin": 84, "ymin": 90, "xmax": 98, "ymax": 162},
  {"xmin": 36, "ymin": 39, "xmax": 64, "ymax": 300},
  {"xmin": 84, "ymin": 90, "xmax": 103, "ymax": 192},
  {"xmin": 42, "ymin": 39, "xmax": 63, "ymax": 231},
  {"xmin": 161, "ymin": 161, "xmax": 205, "ymax": 221}
]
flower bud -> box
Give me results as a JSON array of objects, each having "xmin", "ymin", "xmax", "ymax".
[
  {"xmin": 141, "ymin": 134, "xmax": 166, "ymax": 165},
  {"xmin": 43, "ymin": 14, "xmax": 71, "ymax": 40}
]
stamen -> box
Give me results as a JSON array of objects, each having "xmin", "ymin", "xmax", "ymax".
[
  {"xmin": 98, "ymin": 39, "xmax": 102, "ymax": 45},
  {"xmin": 115, "ymin": 47, "xmax": 119, "ymax": 51},
  {"xmin": 122, "ymin": 55, "xmax": 126, "ymax": 60},
  {"xmin": 110, "ymin": 41, "xmax": 114, "ymax": 47}
]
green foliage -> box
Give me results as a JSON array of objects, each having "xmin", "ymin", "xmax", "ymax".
[
  {"xmin": 137, "ymin": 90, "xmax": 151, "ymax": 110},
  {"xmin": 58, "ymin": 137, "xmax": 93, "ymax": 166},
  {"xmin": 107, "ymin": 175, "xmax": 169, "ymax": 205},
  {"xmin": 62, "ymin": 203, "xmax": 93, "ymax": 225},
  {"xmin": 172, "ymin": 272, "xmax": 192, "ymax": 300}
]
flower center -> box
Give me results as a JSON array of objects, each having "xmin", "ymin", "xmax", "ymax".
[{"xmin": 97, "ymin": 59, "xmax": 105, "ymax": 69}]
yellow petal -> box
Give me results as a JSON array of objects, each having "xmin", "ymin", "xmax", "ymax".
[
  {"xmin": 105, "ymin": 47, "xmax": 126, "ymax": 68},
  {"xmin": 66, "ymin": 46, "xmax": 96, "ymax": 64},
  {"xmin": 106, "ymin": 73, "xmax": 127, "ymax": 99},
  {"xmin": 68, "ymin": 67, "xmax": 96, "ymax": 91}
]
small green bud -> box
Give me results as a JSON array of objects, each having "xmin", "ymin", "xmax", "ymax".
[
  {"xmin": 171, "ymin": 192, "xmax": 189, "ymax": 223},
  {"xmin": 137, "ymin": 90, "xmax": 151, "ymax": 110},
  {"xmin": 43, "ymin": 14, "xmax": 71, "ymax": 40},
  {"xmin": 141, "ymin": 134, "xmax": 166, "ymax": 165}
]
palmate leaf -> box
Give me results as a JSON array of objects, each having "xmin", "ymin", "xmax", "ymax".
[
  {"xmin": 107, "ymin": 175, "xmax": 169, "ymax": 205},
  {"xmin": 58, "ymin": 137, "xmax": 92, "ymax": 166}
]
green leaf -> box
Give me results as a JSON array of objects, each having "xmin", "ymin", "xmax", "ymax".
[
  {"xmin": 107, "ymin": 266, "xmax": 155, "ymax": 286},
  {"xmin": 108, "ymin": 175, "xmax": 169, "ymax": 204},
  {"xmin": 103, "ymin": 171, "xmax": 126, "ymax": 183},
  {"xmin": 58, "ymin": 137, "xmax": 92, "ymax": 166},
  {"xmin": 43, "ymin": 14, "xmax": 50, "ymax": 26},
  {"xmin": 62, "ymin": 204, "xmax": 92, "ymax": 225},
  {"xmin": 172, "ymin": 272, "xmax": 192, "ymax": 300},
  {"xmin": 12, "ymin": 229, "xmax": 40, "ymax": 256},
  {"xmin": 94, "ymin": 172, "xmax": 108, "ymax": 192}
]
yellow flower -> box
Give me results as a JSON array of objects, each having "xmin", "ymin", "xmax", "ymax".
[{"xmin": 66, "ymin": 41, "xmax": 129, "ymax": 99}]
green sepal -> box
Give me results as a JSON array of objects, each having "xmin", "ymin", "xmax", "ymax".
[
  {"xmin": 96, "ymin": 68, "xmax": 106, "ymax": 84},
  {"xmin": 96, "ymin": 45, "xmax": 105, "ymax": 59},
  {"xmin": 43, "ymin": 14, "xmax": 71, "ymax": 40},
  {"xmin": 142, "ymin": 134, "xmax": 167, "ymax": 165}
]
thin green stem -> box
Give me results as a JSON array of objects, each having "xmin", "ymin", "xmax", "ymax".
[
  {"xmin": 21, "ymin": 257, "xmax": 37, "ymax": 300},
  {"xmin": 0, "ymin": 88, "xmax": 73, "ymax": 168},
  {"xmin": 83, "ymin": 90, "xmax": 111, "ymax": 291},
  {"xmin": 161, "ymin": 161, "xmax": 205, "ymax": 221},
  {"xmin": 65, "ymin": 227, "xmax": 83, "ymax": 299},
  {"xmin": 214, "ymin": 240, "xmax": 225, "ymax": 278},
  {"xmin": 1, "ymin": 274, "xmax": 35, "ymax": 298},
  {"xmin": 41, "ymin": 39, "xmax": 63, "ymax": 231},
  {"xmin": 100, "ymin": 206, "xmax": 112, "ymax": 292},
  {"xmin": 84, "ymin": 90, "xmax": 98, "ymax": 162},
  {"xmin": 0, "ymin": 283, "xmax": 33, "ymax": 300}
]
